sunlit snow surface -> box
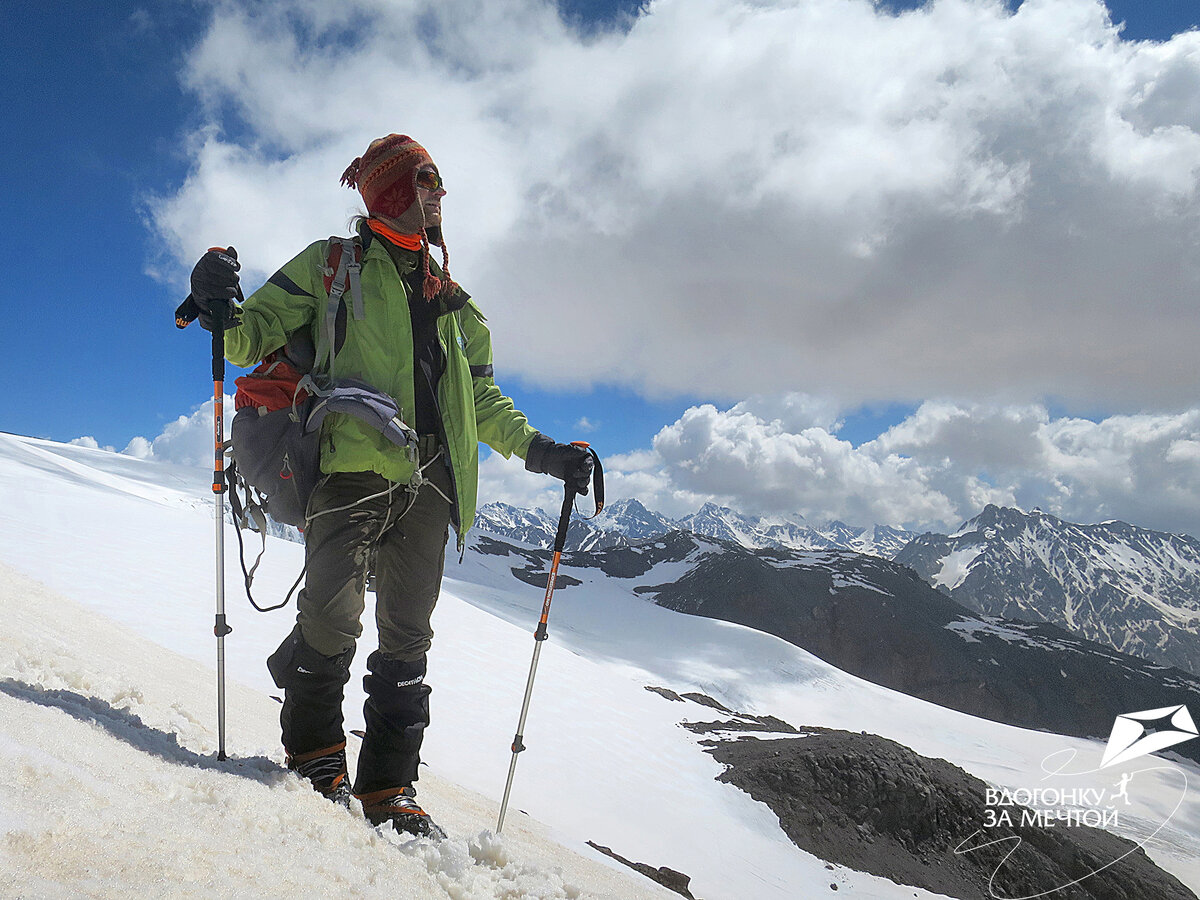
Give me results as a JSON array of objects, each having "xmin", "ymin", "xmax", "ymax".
[{"xmin": 1, "ymin": 432, "xmax": 1198, "ymax": 898}]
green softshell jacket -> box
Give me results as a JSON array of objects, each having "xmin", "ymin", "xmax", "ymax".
[{"xmin": 224, "ymin": 233, "xmax": 538, "ymax": 547}]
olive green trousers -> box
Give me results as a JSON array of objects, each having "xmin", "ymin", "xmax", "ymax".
[{"xmin": 296, "ymin": 448, "xmax": 453, "ymax": 661}]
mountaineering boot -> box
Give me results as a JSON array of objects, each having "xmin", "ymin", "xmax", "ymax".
[
  {"xmin": 267, "ymin": 625, "xmax": 356, "ymax": 801},
  {"xmin": 352, "ymin": 653, "xmax": 442, "ymax": 837},
  {"xmin": 286, "ymin": 742, "xmax": 352, "ymax": 808},
  {"xmin": 356, "ymin": 785, "xmax": 447, "ymax": 839}
]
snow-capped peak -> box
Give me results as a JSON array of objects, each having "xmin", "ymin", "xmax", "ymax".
[{"xmin": 899, "ymin": 504, "xmax": 1200, "ymax": 676}]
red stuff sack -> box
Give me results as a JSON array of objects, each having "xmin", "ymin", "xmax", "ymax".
[{"xmin": 234, "ymin": 356, "xmax": 310, "ymax": 413}]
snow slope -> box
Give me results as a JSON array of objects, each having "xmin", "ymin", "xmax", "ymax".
[
  {"xmin": 1, "ymin": 432, "xmax": 1198, "ymax": 898},
  {"xmin": 0, "ymin": 562, "xmax": 664, "ymax": 900}
]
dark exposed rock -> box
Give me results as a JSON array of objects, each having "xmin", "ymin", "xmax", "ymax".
[
  {"xmin": 586, "ymin": 841, "xmax": 697, "ymax": 899},
  {"xmin": 639, "ymin": 689, "xmax": 1197, "ymax": 899},
  {"xmin": 701, "ymin": 725, "xmax": 1197, "ymax": 900},
  {"xmin": 669, "ymin": 693, "xmax": 801, "ymax": 736},
  {"xmin": 644, "ymin": 685, "xmax": 685, "ymax": 702},
  {"xmin": 469, "ymin": 537, "xmax": 585, "ymax": 589},
  {"xmin": 679, "ymin": 692, "xmax": 733, "ymax": 713},
  {"xmin": 509, "ymin": 566, "xmax": 583, "ymax": 590}
]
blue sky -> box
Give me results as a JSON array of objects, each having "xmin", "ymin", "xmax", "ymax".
[{"xmin": 6, "ymin": 0, "xmax": 1200, "ymax": 533}]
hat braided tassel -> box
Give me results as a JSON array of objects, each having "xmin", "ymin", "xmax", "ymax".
[
  {"xmin": 422, "ymin": 234, "xmax": 457, "ymax": 301},
  {"xmin": 340, "ymin": 157, "xmax": 363, "ymax": 189}
]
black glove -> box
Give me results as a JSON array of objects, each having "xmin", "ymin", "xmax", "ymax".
[
  {"xmin": 524, "ymin": 433, "xmax": 594, "ymax": 495},
  {"xmin": 179, "ymin": 293, "xmax": 242, "ymax": 332},
  {"xmin": 189, "ymin": 247, "xmax": 242, "ymax": 332}
]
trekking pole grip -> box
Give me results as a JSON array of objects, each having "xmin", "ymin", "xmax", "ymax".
[
  {"xmin": 209, "ymin": 300, "xmax": 228, "ymax": 379},
  {"xmin": 209, "ymin": 300, "xmax": 230, "ymax": 496},
  {"xmin": 175, "ymin": 295, "xmax": 200, "ymax": 329},
  {"xmin": 553, "ymin": 486, "xmax": 575, "ymax": 555}
]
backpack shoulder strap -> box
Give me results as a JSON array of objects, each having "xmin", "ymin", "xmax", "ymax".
[{"xmin": 316, "ymin": 236, "xmax": 364, "ymax": 377}]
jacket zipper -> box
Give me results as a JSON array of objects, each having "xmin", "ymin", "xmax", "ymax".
[{"xmin": 431, "ymin": 321, "xmax": 465, "ymax": 560}]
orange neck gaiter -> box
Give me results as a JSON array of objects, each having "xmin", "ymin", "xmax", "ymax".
[{"xmin": 367, "ymin": 218, "xmax": 423, "ymax": 250}]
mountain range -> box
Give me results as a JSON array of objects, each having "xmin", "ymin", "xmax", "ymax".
[
  {"xmin": 476, "ymin": 497, "xmax": 915, "ymax": 556},
  {"xmin": 480, "ymin": 529, "xmax": 1200, "ymax": 763},
  {"xmin": 480, "ymin": 497, "xmax": 1200, "ymax": 680}
]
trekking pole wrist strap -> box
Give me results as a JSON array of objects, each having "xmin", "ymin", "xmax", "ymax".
[{"xmin": 550, "ymin": 446, "xmax": 604, "ymax": 554}]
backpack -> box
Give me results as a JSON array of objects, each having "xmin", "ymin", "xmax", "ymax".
[{"xmin": 224, "ymin": 236, "xmax": 419, "ymax": 609}]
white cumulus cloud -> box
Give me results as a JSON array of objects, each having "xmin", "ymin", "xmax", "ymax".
[
  {"xmin": 146, "ymin": 0, "xmax": 1200, "ymax": 409},
  {"xmin": 480, "ymin": 397, "xmax": 1200, "ymax": 537},
  {"xmin": 121, "ymin": 396, "xmax": 236, "ymax": 468},
  {"xmin": 115, "ymin": 390, "xmax": 1200, "ymax": 537}
]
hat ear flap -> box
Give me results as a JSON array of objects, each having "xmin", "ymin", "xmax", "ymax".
[{"xmin": 368, "ymin": 179, "xmax": 420, "ymax": 225}]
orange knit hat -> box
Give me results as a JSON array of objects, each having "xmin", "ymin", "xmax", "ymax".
[{"xmin": 340, "ymin": 134, "xmax": 436, "ymax": 235}]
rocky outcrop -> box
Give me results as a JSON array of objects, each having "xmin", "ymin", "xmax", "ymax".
[{"xmin": 650, "ymin": 689, "xmax": 1198, "ymax": 900}]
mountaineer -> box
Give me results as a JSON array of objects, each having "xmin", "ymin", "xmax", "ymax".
[{"xmin": 186, "ymin": 133, "xmax": 593, "ymax": 837}]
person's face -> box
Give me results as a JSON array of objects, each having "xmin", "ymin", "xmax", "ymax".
[{"xmin": 415, "ymin": 165, "xmax": 445, "ymax": 228}]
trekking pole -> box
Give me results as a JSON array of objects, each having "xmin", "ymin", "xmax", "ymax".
[
  {"xmin": 175, "ymin": 252, "xmax": 241, "ymax": 762},
  {"xmin": 209, "ymin": 302, "xmax": 232, "ymax": 761},
  {"xmin": 497, "ymin": 443, "xmax": 603, "ymax": 833}
]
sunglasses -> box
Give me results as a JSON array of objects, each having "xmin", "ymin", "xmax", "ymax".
[{"xmin": 415, "ymin": 169, "xmax": 444, "ymax": 192}]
